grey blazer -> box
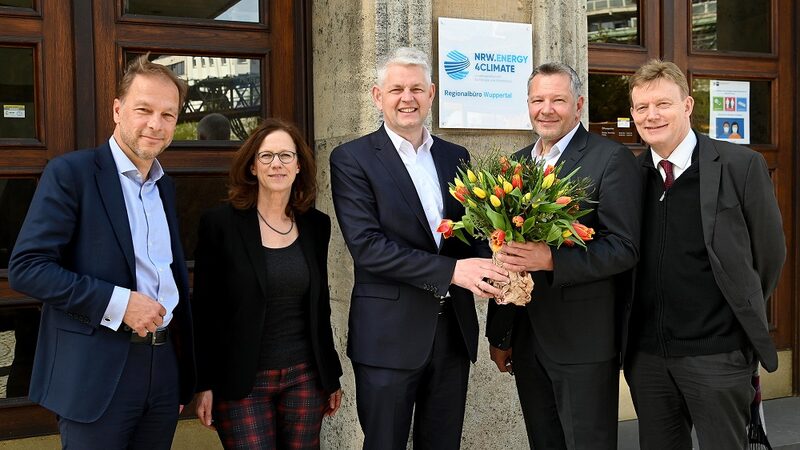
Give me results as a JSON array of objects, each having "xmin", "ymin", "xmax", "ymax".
[{"xmin": 632, "ymin": 130, "xmax": 785, "ymax": 371}]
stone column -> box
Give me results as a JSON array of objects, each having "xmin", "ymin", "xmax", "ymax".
[{"xmin": 531, "ymin": 0, "xmax": 589, "ymax": 122}]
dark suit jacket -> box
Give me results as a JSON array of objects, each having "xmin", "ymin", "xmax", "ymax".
[
  {"xmin": 192, "ymin": 205, "xmax": 343, "ymax": 399},
  {"xmin": 487, "ymin": 124, "xmax": 642, "ymax": 364},
  {"xmin": 628, "ymin": 131, "xmax": 784, "ymax": 371},
  {"xmin": 330, "ymin": 126, "xmax": 483, "ymax": 369},
  {"xmin": 8, "ymin": 143, "xmax": 195, "ymax": 422}
]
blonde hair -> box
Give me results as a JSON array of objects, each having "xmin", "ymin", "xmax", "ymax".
[{"xmin": 628, "ymin": 59, "xmax": 689, "ymax": 103}]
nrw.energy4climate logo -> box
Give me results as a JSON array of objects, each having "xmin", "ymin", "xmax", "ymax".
[{"xmin": 443, "ymin": 50, "xmax": 470, "ymax": 80}]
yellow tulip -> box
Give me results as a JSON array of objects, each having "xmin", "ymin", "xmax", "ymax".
[
  {"xmin": 467, "ymin": 170, "xmax": 477, "ymax": 183},
  {"xmin": 503, "ymin": 181, "xmax": 513, "ymax": 193},
  {"xmin": 562, "ymin": 230, "xmax": 572, "ymax": 238},
  {"xmin": 454, "ymin": 177, "xmax": 465, "ymax": 188},
  {"xmin": 542, "ymin": 173, "xmax": 555, "ymax": 189},
  {"xmin": 523, "ymin": 192, "xmax": 532, "ymax": 202},
  {"xmin": 490, "ymin": 195, "xmax": 502, "ymax": 207},
  {"xmin": 472, "ymin": 187, "xmax": 487, "ymax": 199},
  {"xmin": 467, "ymin": 199, "xmax": 477, "ymax": 208}
]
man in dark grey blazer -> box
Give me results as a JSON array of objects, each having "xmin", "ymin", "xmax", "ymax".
[
  {"xmin": 488, "ymin": 63, "xmax": 641, "ymax": 449},
  {"xmin": 624, "ymin": 59, "xmax": 785, "ymax": 449}
]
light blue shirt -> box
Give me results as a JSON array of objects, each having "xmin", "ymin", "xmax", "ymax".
[{"xmin": 101, "ymin": 137, "xmax": 179, "ymax": 330}]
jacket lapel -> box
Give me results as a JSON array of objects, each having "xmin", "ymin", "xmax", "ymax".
[
  {"xmin": 372, "ymin": 127, "xmax": 437, "ymax": 248},
  {"xmin": 94, "ymin": 144, "xmax": 136, "ymax": 281},
  {"xmin": 556, "ymin": 124, "xmax": 590, "ymax": 175},
  {"xmin": 235, "ymin": 208, "xmax": 269, "ymax": 300},
  {"xmin": 697, "ymin": 132, "xmax": 721, "ymax": 245},
  {"xmin": 431, "ymin": 137, "xmax": 460, "ymax": 221}
]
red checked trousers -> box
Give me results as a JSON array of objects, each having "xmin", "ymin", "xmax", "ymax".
[{"xmin": 213, "ymin": 362, "xmax": 328, "ymax": 450}]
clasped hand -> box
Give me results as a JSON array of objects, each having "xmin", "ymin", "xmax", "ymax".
[
  {"xmin": 452, "ymin": 258, "xmax": 510, "ymax": 299},
  {"xmin": 494, "ymin": 241, "xmax": 553, "ymax": 273}
]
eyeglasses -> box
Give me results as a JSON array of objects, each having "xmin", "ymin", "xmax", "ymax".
[{"xmin": 257, "ymin": 151, "xmax": 297, "ymax": 164}]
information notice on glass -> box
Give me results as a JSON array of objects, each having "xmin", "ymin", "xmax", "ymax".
[
  {"xmin": 437, "ymin": 17, "xmax": 532, "ymax": 130},
  {"xmin": 709, "ymin": 80, "xmax": 750, "ymax": 145}
]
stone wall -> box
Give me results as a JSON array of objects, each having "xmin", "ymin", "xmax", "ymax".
[{"xmin": 312, "ymin": 1, "xmax": 590, "ymax": 448}]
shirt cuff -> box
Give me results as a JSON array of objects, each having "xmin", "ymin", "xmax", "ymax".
[{"xmin": 101, "ymin": 286, "xmax": 130, "ymax": 331}]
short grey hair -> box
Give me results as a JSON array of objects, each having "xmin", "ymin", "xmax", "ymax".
[
  {"xmin": 527, "ymin": 62, "xmax": 582, "ymax": 99},
  {"xmin": 376, "ymin": 47, "xmax": 432, "ymax": 87}
]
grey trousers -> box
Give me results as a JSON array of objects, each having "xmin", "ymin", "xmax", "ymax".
[{"xmin": 624, "ymin": 349, "xmax": 757, "ymax": 450}]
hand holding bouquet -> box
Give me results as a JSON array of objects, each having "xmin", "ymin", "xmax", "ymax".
[{"xmin": 437, "ymin": 152, "xmax": 595, "ymax": 305}]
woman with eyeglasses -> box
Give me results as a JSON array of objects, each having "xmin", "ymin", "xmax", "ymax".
[{"xmin": 192, "ymin": 118, "xmax": 343, "ymax": 449}]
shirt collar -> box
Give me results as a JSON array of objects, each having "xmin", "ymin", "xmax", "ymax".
[
  {"xmin": 384, "ymin": 123, "xmax": 434, "ymax": 156},
  {"xmin": 531, "ymin": 122, "xmax": 581, "ymax": 161},
  {"xmin": 649, "ymin": 129, "xmax": 697, "ymax": 170},
  {"xmin": 109, "ymin": 136, "xmax": 164, "ymax": 182}
]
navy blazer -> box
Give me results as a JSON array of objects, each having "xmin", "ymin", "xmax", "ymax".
[
  {"xmin": 628, "ymin": 131, "xmax": 785, "ymax": 371},
  {"xmin": 192, "ymin": 205, "xmax": 343, "ymax": 399},
  {"xmin": 330, "ymin": 126, "xmax": 484, "ymax": 369},
  {"xmin": 9, "ymin": 143, "xmax": 195, "ymax": 422},
  {"xmin": 487, "ymin": 124, "xmax": 642, "ymax": 365}
]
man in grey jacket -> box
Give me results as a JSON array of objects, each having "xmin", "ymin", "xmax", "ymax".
[{"xmin": 624, "ymin": 59, "xmax": 785, "ymax": 450}]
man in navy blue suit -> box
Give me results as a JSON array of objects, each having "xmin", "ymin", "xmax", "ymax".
[
  {"xmin": 330, "ymin": 47, "xmax": 509, "ymax": 450},
  {"xmin": 9, "ymin": 54, "xmax": 195, "ymax": 449}
]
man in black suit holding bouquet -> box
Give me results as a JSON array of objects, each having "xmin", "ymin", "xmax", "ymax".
[
  {"xmin": 488, "ymin": 62, "xmax": 641, "ymax": 450},
  {"xmin": 330, "ymin": 47, "xmax": 508, "ymax": 449}
]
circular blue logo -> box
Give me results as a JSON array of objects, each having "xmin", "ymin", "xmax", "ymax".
[{"xmin": 444, "ymin": 50, "xmax": 470, "ymax": 80}]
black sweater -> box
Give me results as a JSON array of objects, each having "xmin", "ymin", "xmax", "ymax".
[{"xmin": 631, "ymin": 151, "xmax": 747, "ymax": 357}]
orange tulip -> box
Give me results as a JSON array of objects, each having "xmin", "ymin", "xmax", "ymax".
[
  {"xmin": 493, "ymin": 185, "xmax": 505, "ymax": 199},
  {"xmin": 490, "ymin": 229, "xmax": 506, "ymax": 252},
  {"xmin": 451, "ymin": 185, "xmax": 469, "ymax": 203},
  {"xmin": 512, "ymin": 215, "xmax": 524, "ymax": 228},
  {"xmin": 500, "ymin": 156, "xmax": 510, "ymax": 174},
  {"xmin": 437, "ymin": 219, "xmax": 454, "ymax": 239},
  {"xmin": 543, "ymin": 165, "xmax": 554, "ymax": 177},
  {"xmin": 556, "ymin": 196, "xmax": 571, "ymax": 205},
  {"xmin": 573, "ymin": 222, "xmax": 595, "ymax": 242},
  {"xmin": 512, "ymin": 174, "xmax": 523, "ymax": 190}
]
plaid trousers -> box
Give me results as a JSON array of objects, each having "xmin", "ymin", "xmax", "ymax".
[{"xmin": 213, "ymin": 362, "xmax": 328, "ymax": 450}]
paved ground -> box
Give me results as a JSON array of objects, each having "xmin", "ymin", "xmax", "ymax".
[{"xmin": 619, "ymin": 396, "xmax": 800, "ymax": 449}]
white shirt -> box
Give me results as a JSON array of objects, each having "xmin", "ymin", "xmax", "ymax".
[
  {"xmin": 530, "ymin": 122, "xmax": 581, "ymax": 167},
  {"xmin": 650, "ymin": 130, "xmax": 697, "ymax": 183},
  {"xmin": 384, "ymin": 124, "xmax": 444, "ymax": 246}
]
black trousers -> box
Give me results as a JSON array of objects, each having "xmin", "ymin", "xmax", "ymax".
[
  {"xmin": 624, "ymin": 349, "xmax": 757, "ymax": 450},
  {"xmin": 58, "ymin": 339, "xmax": 180, "ymax": 450},
  {"xmin": 353, "ymin": 311, "xmax": 471, "ymax": 450},
  {"xmin": 513, "ymin": 317, "xmax": 619, "ymax": 450}
]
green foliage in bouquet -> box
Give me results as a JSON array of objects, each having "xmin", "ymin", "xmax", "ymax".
[{"xmin": 438, "ymin": 150, "xmax": 596, "ymax": 251}]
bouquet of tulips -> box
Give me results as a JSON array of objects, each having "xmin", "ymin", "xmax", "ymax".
[{"xmin": 437, "ymin": 151, "xmax": 595, "ymax": 305}]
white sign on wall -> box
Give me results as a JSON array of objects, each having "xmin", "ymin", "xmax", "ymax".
[
  {"xmin": 438, "ymin": 17, "xmax": 533, "ymax": 130},
  {"xmin": 709, "ymin": 80, "xmax": 750, "ymax": 145}
]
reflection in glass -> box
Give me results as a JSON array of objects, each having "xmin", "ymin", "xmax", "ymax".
[
  {"xmin": 587, "ymin": 73, "xmax": 639, "ymax": 145},
  {"xmin": 125, "ymin": 0, "xmax": 259, "ymax": 23},
  {"xmin": 692, "ymin": 0, "xmax": 770, "ymax": 53},
  {"xmin": 0, "ymin": 307, "xmax": 40, "ymax": 399},
  {"xmin": 0, "ymin": 47, "xmax": 36, "ymax": 139},
  {"xmin": 691, "ymin": 78, "xmax": 770, "ymax": 145},
  {"xmin": 128, "ymin": 53, "xmax": 262, "ymax": 141},
  {"xmin": 0, "ymin": 0, "xmax": 34, "ymax": 8},
  {"xmin": 587, "ymin": 0, "xmax": 639, "ymax": 45},
  {"xmin": 0, "ymin": 178, "xmax": 36, "ymax": 269},
  {"xmin": 175, "ymin": 176, "xmax": 228, "ymax": 260}
]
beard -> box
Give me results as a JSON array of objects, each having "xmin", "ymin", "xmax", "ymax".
[{"xmin": 118, "ymin": 127, "xmax": 169, "ymax": 163}]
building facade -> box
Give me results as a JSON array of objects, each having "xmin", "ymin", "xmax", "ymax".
[{"xmin": 0, "ymin": 0, "xmax": 796, "ymax": 448}]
